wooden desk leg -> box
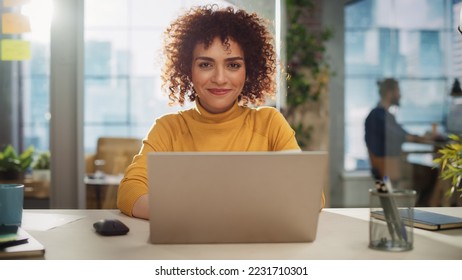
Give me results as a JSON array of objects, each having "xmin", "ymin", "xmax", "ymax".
[
  {"xmin": 428, "ymin": 178, "xmax": 449, "ymax": 207},
  {"xmin": 86, "ymin": 184, "xmax": 102, "ymax": 209},
  {"xmin": 411, "ymin": 164, "xmax": 438, "ymax": 206},
  {"xmin": 95, "ymin": 185, "xmax": 102, "ymax": 209},
  {"xmin": 102, "ymin": 185, "xmax": 117, "ymax": 209}
]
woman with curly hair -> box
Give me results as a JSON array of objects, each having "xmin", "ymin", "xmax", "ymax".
[{"xmin": 117, "ymin": 5, "xmax": 300, "ymax": 219}]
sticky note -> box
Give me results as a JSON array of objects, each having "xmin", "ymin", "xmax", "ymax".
[
  {"xmin": 0, "ymin": 39, "xmax": 31, "ymax": 61},
  {"xmin": 2, "ymin": 13, "xmax": 31, "ymax": 34},
  {"xmin": 3, "ymin": 0, "xmax": 30, "ymax": 7}
]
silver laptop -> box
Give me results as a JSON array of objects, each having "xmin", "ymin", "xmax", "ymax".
[{"xmin": 148, "ymin": 151, "xmax": 327, "ymax": 244}]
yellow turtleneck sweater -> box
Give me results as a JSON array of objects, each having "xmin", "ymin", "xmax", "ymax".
[{"xmin": 117, "ymin": 101, "xmax": 301, "ymax": 216}]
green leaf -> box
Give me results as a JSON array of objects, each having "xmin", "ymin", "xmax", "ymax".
[
  {"xmin": 448, "ymin": 134, "xmax": 460, "ymax": 142},
  {"xmin": 0, "ymin": 145, "xmax": 35, "ymax": 172}
]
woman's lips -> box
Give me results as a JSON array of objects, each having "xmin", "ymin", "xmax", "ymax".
[{"xmin": 208, "ymin": 88, "xmax": 231, "ymax": 95}]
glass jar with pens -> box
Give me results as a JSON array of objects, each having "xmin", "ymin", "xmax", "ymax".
[{"xmin": 369, "ymin": 177, "xmax": 416, "ymax": 252}]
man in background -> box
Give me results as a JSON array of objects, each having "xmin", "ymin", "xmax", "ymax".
[{"xmin": 364, "ymin": 78, "xmax": 437, "ymax": 182}]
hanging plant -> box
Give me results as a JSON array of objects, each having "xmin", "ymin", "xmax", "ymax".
[{"xmin": 283, "ymin": 0, "xmax": 333, "ymax": 149}]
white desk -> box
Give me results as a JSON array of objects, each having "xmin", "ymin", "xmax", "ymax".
[
  {"xmin": 19, "ymin": 207, "xmax": 462, "ymax": 260},
  {"xmin": 84, "ymin": 174, "xmax": 123, "ymax": 186}
]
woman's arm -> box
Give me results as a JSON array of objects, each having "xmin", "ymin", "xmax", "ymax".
[
  {"xmin": 117, "ymin": 117, "xmax": 173, "ymax": 218},
  {"xmin": 132, "ymin": 194, "xmax": 149, "ymax": 220}
]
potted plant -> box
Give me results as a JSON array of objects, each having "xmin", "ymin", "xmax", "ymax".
[
  {"xmin": 0, "ymin": 145, "xmax": 35, "ymax": 180},
  {"xmin": 32, "ymin": 151, "xmax": 51, "ymax": 182},
  {"xmin": 434, "ymin": 134, "xmax": 462, "ymax": 198}
]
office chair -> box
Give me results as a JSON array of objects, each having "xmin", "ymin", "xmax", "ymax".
[
  {"xmin": 85, "ymin": 137, "xmax": 142, "ymax": 209},
  {"xmin": 85, "ymin": 137, "xmax": 142, "ymax": 175}
]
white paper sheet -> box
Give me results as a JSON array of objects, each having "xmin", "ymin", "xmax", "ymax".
[{"xmin": 22, "ymin": 213, "xmax": 85, "ymax": 231}]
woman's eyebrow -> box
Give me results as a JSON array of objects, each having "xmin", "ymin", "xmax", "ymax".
[
  {"xmin": 194, "ymin": 56, "xmax": 244, "ymax": 62},
  {"xmin": 225, "ymin": 57, "xmax": 244, "ymax": 62}
]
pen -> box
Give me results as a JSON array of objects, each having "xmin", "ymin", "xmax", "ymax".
[
  {"xmin": 382, "ymin": 176, "xmax": 408, "ymax": 243},
  {"xmin": 383, "ymin": 175, "xmax": 394, "ymax": 192},
  {"xmin": 375, "ymin": 180, "xmax": 396, "ymax": 242}
]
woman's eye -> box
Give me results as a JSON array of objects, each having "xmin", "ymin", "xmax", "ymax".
[
  {"xmin": 198, "ymin": 62, "xmax": 212, "ymax": 68},
  {"xmin": 228, "ymin": 63, "xmax": 242, "ymax": 69}
]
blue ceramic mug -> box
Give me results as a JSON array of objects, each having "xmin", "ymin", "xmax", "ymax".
[{"xmin": 0, "ymin": 184, "xmax": 24, "ymax": 234}]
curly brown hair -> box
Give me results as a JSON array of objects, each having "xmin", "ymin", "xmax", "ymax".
[{"xmin": 161, "ymin": 5, "xmax": 276, "ymax": 107}]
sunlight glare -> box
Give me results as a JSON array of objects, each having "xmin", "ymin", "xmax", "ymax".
[{"xmin": 21, "ymin": 0, "xmax": 53, "ymax": 42}]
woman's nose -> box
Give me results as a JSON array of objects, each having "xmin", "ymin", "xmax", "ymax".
[{"xmin": 211, "ymin": 67, "xmax": 226, "ymax": 84}]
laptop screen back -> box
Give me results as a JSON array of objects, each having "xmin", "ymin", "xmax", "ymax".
[{"xmin": 148, "ymin": 151, "xmax": 327, "ymax": 244}]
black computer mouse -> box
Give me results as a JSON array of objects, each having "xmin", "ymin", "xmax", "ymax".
[{"xmin": 93, "ymin": 219, "xmax": 129, "ymax": 236}]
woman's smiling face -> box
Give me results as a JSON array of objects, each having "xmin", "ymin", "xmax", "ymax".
[{"xmin": 191, "ymin": 37, "xmax": 246, "ymax": 114}]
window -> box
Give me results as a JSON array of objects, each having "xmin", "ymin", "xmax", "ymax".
[
  {"xmin": 6, "ymin": 0, "xmax": 52, "ymax": 154},
  {"xmin": 344, "ymin": 0, "xmax": 453, "ymax": 171}
]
